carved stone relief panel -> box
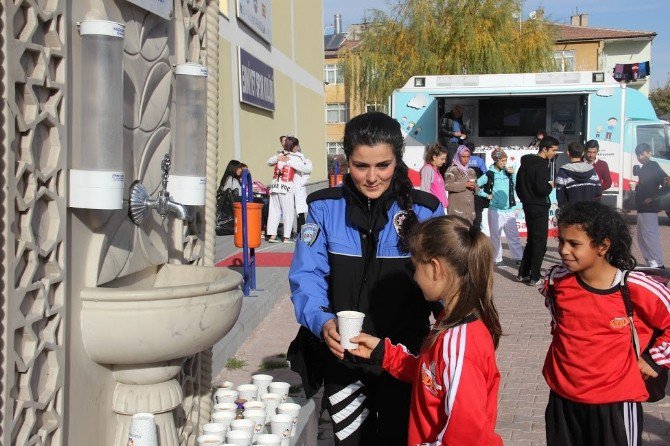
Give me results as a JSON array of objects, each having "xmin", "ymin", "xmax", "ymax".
[{"xmin": 4, "ymin": 0, "xmax": 68, "ymax": 444}]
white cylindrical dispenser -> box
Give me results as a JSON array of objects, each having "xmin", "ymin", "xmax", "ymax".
[
  {"xmin": 167, "ymin": 63, "xmax": 208, "ymax": 206},
  {"xmin": 70, "ymin": 20, "xmax": 125, "ymax": 209}
]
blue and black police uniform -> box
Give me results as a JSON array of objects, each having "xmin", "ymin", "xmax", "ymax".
[{"xmin": 289, "ymin": 176, "xmax": 444, "ymax": 445}]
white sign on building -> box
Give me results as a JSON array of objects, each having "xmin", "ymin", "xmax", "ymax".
[
  {"xmin": 236, "ymin": 0, "xmax": 272, "ymax": 43},
  {"xmin": 125, "ymin": 0, "xmax": 173, "ymax": 19}
]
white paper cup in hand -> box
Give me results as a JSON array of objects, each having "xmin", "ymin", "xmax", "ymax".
[
  {"xmin": 214, "ymin": 389, "xmax": 239, "ymax": 405},
  {"xmin": 252, "ymin": 374, "xmax": 273, "ymax": 398},
  {"xmin": 202, "ymin": 423, "xmax": 227, "ymax": 440},
  {"xmin": 128, "ymin": 412, "xmax": 158, "ymax": 446},
  {"xmin": 225, "ymin": 429, "xmax": 252, "ymax": 446},
  {"xmin": 237, "ymin": 384, "xmax": 258, "ymax": 402},
  {"xmin": 270, "ymin": 414, "xmax": 293, "ymax": 446},
  {"xmin": 267, "ymin": 382, "xmax": 290, "ymax": 403},
  {"xmin": 196, "ymin": 434, "xmax": 224, "ymax": 445},
  {"xmin": 255, "ymin": 433, "xmax": 282, "ymax": 446},
  {"xmin": 337, "ymin": 311, "xmax": 365, "ymax": 349}
]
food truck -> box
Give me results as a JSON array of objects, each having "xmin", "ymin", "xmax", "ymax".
[{"xmin": 391, "ymin": 71, "xmax": 670, "ymax": 234}]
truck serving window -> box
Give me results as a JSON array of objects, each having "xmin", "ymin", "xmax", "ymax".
[
  {"xmin": 478, "ymin": 97, "xmax": 546, "ymax": 137},
  {"xmin": 637, "ymin": 125, "xmax": 670, "ymax": 160}
]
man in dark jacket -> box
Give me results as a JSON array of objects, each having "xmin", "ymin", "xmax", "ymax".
[
  {"xmin": 438, "ymin": 105, "xmax": 469, "ymax": 165},
  {"xmin": 556, "ymin": 142, "xmax": 602, "ymax": 206},
  {"xmin": 516, "ymin": 136, "xmax": 559, "ymax": 286},
  {"xmin": 634, "ymin": 143, "xmax": 669, "ymax": 268}
]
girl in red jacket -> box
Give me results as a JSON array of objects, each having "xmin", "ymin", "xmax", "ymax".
[
  {"xmin": 349, "ymin": 216, "xmax": 503, "ymax": 445},
  {"xmin": 540, "ymin": 201, "xmax": 670, "ymax": 445}
]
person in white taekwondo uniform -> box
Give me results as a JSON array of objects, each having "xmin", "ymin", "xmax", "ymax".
[{"xmin": 266, "ymin": 136, "xmax": 311, "ymax": 243}]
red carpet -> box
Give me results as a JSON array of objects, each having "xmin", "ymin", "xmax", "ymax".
[{"xmin": 216, "ymin": 252, "xmax": 294, "ymax": 267}]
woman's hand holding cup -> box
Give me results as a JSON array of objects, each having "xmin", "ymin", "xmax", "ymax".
[{"xmin": 322, "ymin": 319, "xmax": 344, "ymax": 359}]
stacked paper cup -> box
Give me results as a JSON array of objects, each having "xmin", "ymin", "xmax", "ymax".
[
  {"xmin": 270, "ymin": 413, "xmax": 293, "ymax": 446},
  {"xmin": 261, "ymin": 393, "xmax": 283, "ymax": 423},
  {"xmin": 127, "ymin": 413, "xmax": 158, "ymax": 446},
  {"xmin": 214, "ymin": 388, "xmax": 239, "ymax": 405},
  {"xmin": 252, "ymin": 374, "xmax": 273, "ymax": 399},
  {"xmin": 237, "ymin": 384, "xmax": 258, "ymax": 402},
  {"xmin": 202, "ymin": 422, "xmax": 227, "ymax": 441},
  {"xmin": 278, "ymin": 402, "xmax": 301, "ymax": 437},
  {"xmin": 267, "ymin": 382, "xmax": 290, "ymax": 403},
  {"xmin": 196, "ymin": 433, "xmax": 224, "ymax": 445},
  {"xmin": 255, "ymin": 433, "xmax": 282, "ymax": 445}
]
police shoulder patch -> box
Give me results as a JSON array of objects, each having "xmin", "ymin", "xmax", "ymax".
[
  {"xmin": 393, "ymin": 210, "xmax": 409, "ymax": 235},
  {"xmin": 300, "ymin": 223, "xmax": 320, "ymax": 247}
]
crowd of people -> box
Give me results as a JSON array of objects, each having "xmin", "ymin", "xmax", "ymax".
[
  {"xmin": 215, "ymin": 134, "xmax": 313, "ymax": 241},
  {"xmin": 285, "ymin": 112, "xmax": 670, "ymax": 446}
]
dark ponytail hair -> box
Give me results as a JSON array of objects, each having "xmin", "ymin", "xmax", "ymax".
[
  {"xmin": 557, "ymin": 201, "xmax": 636, "ymax": 270},
  {"xmin": 409, "ymin": 216, "xmax": 502, "ymax": 349},
  {"xmin": 343, "ymin": 112, "xmax": 418, "ymax": 249}
]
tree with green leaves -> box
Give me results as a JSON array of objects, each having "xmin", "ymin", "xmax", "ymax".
[
  {"xmin": 343, "ymin": 0, "xmax": 556, "ymax": 107},
  {"xmin": 650, "ymin": 79, "xmax": 670, "ymax": 117}
]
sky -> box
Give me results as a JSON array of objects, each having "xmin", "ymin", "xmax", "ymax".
[{"xmin": 323, "ymin": 0, "xmax": 670, "ymax": 89}]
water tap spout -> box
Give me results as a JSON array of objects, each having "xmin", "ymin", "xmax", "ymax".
[{"xmin": 129, "ymin": 154, "xmax": 192, "ymax": 225}]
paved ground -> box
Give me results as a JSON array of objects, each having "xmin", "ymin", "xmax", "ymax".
[{"xmin": 213, "ymin": 213, "xmax": 670, "ymax": 445}]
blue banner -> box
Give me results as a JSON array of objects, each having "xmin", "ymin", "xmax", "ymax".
[{"xmin": 238, "ymin": 48, "xmax": 275, "ymax": 111}]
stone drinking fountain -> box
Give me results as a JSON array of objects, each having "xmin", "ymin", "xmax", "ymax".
[
  {"xmin": 71, "ymin": 20, "xmax": 242, "ymax": 445},
  {"xmin": 80, "ymin": 263, "xmax": 242, "ymax": 446}
]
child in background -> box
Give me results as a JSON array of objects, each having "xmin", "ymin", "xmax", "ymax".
[
  {"xmin": 540, "ymin": 201, "xmax": 670, "ymax": 446},
  {"xmin": 419, "ymin": 143, "xmax": 449, "ymax": 211},
  {"xmin": 634, "ymin": 142, "xmax": 668, "ymax": 268},
  {"xmin": 349, "ymin": 216, "xmax": 503, "ymax": 446}
]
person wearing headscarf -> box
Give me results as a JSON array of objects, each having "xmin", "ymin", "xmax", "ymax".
[{"xmin": 444, "ymin": 145, "xmax": 478, "ymax": 223}]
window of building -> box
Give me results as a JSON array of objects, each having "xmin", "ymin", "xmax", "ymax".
[
  {"xmin": 326, "ymin": 142, "xmax": 344, "ymax": 156},
  {"xmin": 365, "ymin": 103, "xmax": 387, "ymax": 113},
  {"xmin": 324, "ymin": 64, "xmax": 344, "ymax": 84},
  {"xmin": 326, "ymin": 103, "xmax": 348, "ymax": 123},
  {"xmin": 554, "ymin": 50, "xmax": 575, "ymax": 72}
]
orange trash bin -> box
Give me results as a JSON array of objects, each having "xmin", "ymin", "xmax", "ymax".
[
  {"xmin": 329, "ymin": 174, "xmax": 343, "ymax": 187},
  {"xmin": 233, "ymin": 202, "xmax": 263, "ymax": 248}
]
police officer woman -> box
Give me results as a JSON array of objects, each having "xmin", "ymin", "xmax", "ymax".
[{"xmin": 289, "ymin": 112, "xmax": 444, "ymax": 445}]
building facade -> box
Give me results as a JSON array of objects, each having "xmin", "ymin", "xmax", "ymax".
[
  {"xmin": 552, "ymin": 14, "xmax": 656, "ymax": 95},
  {"xmin": 218, "ymin": 1, "xmax": 326, "ymax": 186}
]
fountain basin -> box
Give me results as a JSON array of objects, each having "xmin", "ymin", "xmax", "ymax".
[{"xmin": 81, "ymin": 264, "xmax": 243, "ymax": 365}]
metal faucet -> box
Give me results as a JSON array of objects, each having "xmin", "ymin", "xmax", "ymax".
[{"xmin": 129, "ymin": 154, "xmax": 190, "ymax": 225}]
